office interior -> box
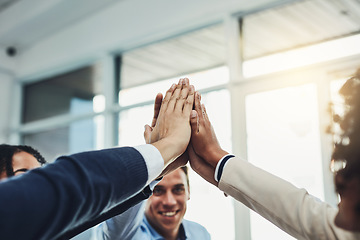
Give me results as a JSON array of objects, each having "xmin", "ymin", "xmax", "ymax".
[{"xmin": 0, "ymin": 0, "xmax": 359, "ymax": 239}]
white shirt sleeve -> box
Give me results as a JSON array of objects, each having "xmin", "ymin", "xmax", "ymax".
[{"xmin": 133, "ymin": 144, "xmax": 164, "ymax": 185}]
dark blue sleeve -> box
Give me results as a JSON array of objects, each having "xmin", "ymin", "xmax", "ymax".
[{"xmin": 0, "ymin": 146, "xmax": 149, "ymax": 240}]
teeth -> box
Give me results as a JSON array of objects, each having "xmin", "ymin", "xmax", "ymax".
[{"xmin": 161, "ymin": 211, "xmax": 176, "ymax": 216}]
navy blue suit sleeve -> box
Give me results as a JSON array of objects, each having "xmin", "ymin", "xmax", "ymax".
[{"xmin": 0, "ymin": 147, "xmax": 149, "ymax": 240}]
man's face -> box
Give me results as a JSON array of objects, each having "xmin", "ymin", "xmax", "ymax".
[
  {"xmin": 0, "ymin": 151, "xmax": 41, "ymax": 180},
  {"xmin": 334, "ymin": 174, "xmax": 360, "ymax": 231},
  {"xmin": 145, "ymin": 168, "xmax": 190, "ymax": 237}
]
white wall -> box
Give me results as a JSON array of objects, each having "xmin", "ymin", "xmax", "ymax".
[
  {"xmin": 0, "ymin": 47, "xmax": 17, "ymax": 142},
  {"xmin": 17, "ymin": 0, "xmax": 286, "ymax": 80}
]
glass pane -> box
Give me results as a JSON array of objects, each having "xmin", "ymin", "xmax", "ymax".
[
  {"xmin": 245, "ymin": 84, "xmax": 324, "ymax": 240},
  {"xmin": 243, "ymin": 34, "xmax": 360, "ymax": 78},
  {"xmin": 118, "ymin": 90, "xmax": 234, "ymax": 240},
  {"xmin": 22, "ymin": 64, "xmax": 103, "ymax": 123},
  {"xmin": 243, "ymin": 0, "xmax": 360, "ymax": 60},
  {"xmin": 119, "ymin": 24, "xmax": 226, "ymax": 89},
  {"xmin": 22, "ymin": 116, "xmax": 104, "ymax": 163},
  {"xmin": 119, "ymin": 66, "xmax": 229, "ymax": 106}
]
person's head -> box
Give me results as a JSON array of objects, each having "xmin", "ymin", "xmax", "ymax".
[
  {"xmin": 330, "ymin": 68, "xmax": 360, "ymax": 231},
  {"xmin": 145, "ymin": 166, "xmax": 190, "ymax": 238},
  {"xmin": 0, "ymin": 144, "xmax": 46, "ymax": 180}
]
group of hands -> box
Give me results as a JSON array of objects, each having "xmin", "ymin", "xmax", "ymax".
[{"xmin": 146, "ymin": 78, "xmax": 229, "ymax": 186}]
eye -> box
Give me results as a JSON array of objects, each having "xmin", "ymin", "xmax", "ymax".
[
  {"xmin": 152, "ymin": 188, "xmax": 165, "ymax": 196},
  {"xmin": 173, "ymin": 187, "xmax": 185, "ymax": 195}
]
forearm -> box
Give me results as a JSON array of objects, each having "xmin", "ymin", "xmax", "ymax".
[
  {"xmin": 94, "ymin": 201, "xmax": 145, "ymax": 240},
  {"xmin": 218, "ymin": 157, "xmax": 345, "ymax": 240},
  {"xmin": 0, "ymin": 145, "xmax": 160, "ymax": 240}
]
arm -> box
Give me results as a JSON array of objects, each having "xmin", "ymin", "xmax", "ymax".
[
  {"xmin": 0, "ymin": 80, "xmax": 195, "ymax": 240},
  {"xmin": 218, "ymin": 157, "xmax": 354, "ymax": 240},
  {"xmin": 188, "ymin": 92, "xmax": 353, "ymax": 239},
  {"xmin": 93, "ymin": 200, "xmax": 146, "ymax": 240},
  {"xmin": 0, "ymin": 146, "xmax": 153, "ymax": 240}
]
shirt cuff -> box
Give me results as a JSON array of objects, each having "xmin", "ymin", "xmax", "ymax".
[
  {"xmin": 214, "ymin": 154, "xmax": 235, "ymax": 182},
  {"xmin": 133, "ymin": 144, "xmax": 164, "ymax": 185}
]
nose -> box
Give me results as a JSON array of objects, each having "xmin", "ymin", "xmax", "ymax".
[{"xmin": 162, "ymin": 191, "xmax": 177, "ymax": 206}]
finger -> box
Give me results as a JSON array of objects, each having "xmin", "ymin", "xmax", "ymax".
[
  {"xmin": 144, "ymin": 124, "xmax": 153, "ymax": 144},
  {"xmin": 151, "ymin": 93, "xmax": 163, "ymax": 127},
  {"xmin": 175, "ymin": 78, "xmax": 190, "ymax": 111},
  {"xmin": 160, "ymin": 83, "xmax": 176, "ymax": 116},
  {"xmin": 201, "ymin": 104, "xmax": 209, "ymax": 121},
  {"xmin": 190, "ymin": 110, "xmax": 199, "ymax": 134},
  {"xmin": 182, "ymin": 77, "xmax": 189, "ymax": 85},
  {"xmin": 182, "ymin": 85, "xmax": 195, "ymax": 118},
  {"xmin": 168, "ymin": 79, "xmax": 185, "ymax": 110},
  {"xmin": 194, "ymin": 91, "xmax": 202, "ymax": 119}
]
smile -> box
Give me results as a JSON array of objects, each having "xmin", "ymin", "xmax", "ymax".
[{"xmin": 159, "ymin": 210, "xmax": 179, "ymax": 217}]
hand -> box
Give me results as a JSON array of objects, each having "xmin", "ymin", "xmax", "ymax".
[
  {"xmin": 190, "ymin": 91, "xmax": 228, "ymax": 168},
  {"xmin": 144, "ymin": 86, "xmax": 189, "ymax": 177},
  {"xmin": 150, "ymin": 78, "xmax": 195, "ymax": 167}
]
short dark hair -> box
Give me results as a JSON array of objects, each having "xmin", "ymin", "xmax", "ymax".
[
  {"xmin": 179, "ymin": 165, "xmax": 190, "ymax": 187},
  {"xmin": 0, "ymin": 144, "xmax": 47, "ymax": 178}
]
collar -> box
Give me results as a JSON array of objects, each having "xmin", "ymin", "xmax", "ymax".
[{"xmin": 143, "ymin": 215, "xmax": 187, "ymax": 240}]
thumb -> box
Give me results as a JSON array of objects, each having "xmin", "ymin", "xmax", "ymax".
[
  {"xmin": 144, "ymin": 124, "xmax": 152, "ymax": 143},
  {"xmin": 190, "ymin": 110, "xmax": 199, "ymax": 133}
]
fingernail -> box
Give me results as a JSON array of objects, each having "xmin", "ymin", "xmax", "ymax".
[
  {"xmin": 191, "ymin": 111, "xmax": 197, "ymax": 118},
  {"xmin": 171, "ymin": 83, "xmax": 176, "ymax": 89},
  {"xmin": 179, "ymin": 79, "xmax": 183, "ymax": 85}
]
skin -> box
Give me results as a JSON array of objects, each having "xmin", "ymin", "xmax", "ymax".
[
  {"xmin": 144, "ymin": 78, "xmax": 192, "ymax": 178},
  {"xmin": 145, "ymin": 168, "xmax": 190, "ymax": 240},
  {"xmin": 334, "ymin": 174, "xmax": 360, "ymax": 231},
  {"xmin": 0, "ymin": 151, "xmax": 41, "ymax": 180},
  {"xmin": 188, "ymin": 88, "xmax": 360, "ymax": 232},
  {"xmin": 150, "ymin": 78, "xmax": 195, "ymax": 167}
]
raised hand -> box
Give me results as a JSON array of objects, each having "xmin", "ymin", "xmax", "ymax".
[
  {"xmin": 144, "ymin": 82, "xmax": 190, "ymax": 177},
  {"xmin": 190, "ymin": 91, "xmax": 228, "ymax": 168},
  {"xmin": 149, "ymin": 78, "xmax": 195, "ymax": 167}
]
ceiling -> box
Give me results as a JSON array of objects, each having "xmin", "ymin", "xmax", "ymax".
[
  {"xmin": 243, "ymin": 0, "xmax": 360, "ymax": 59},
  {"xmin": 0, "ymin": 0, "xmax": 18, "ymax": 11},
  {"xmin": 120, "ymin": 0, "xmax": 360, "ymax": 88},
  {"xmin": 0, "ymin": 0, "xmax": 119, "ymax": 50},
  {"xmin": 1, "ymin": 0, "xmax": 359, "ymax": 87}
]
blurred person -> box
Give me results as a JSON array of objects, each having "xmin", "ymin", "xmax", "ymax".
[
  {"xmin": 93, "ymin": 166, "xmax": 210, "ymax": 240},
  {"xmin": 0, "ymin": 144, "xmax": 47, "ymax": 180},
  {"xmin": 188, "ymin": 69, "xmax": 360, "ymax": 239},
  {"xmin": 0, "ymin": 80, "xmax": 195, "ymax": 240},
  {"xmin": 93, "ymin": 79, "xmax": 210, "ymax": 240}
]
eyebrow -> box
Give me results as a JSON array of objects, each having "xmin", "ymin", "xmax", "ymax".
[
  {"xmin": 13, "ymin": 168, "xmax": 29, "ymax": 174},
  {"xmin": 155, "ymin": 183, "xmax": 185, "ymax": 188},
  {"xmin": 174, "ymin": 184, "xmax": 185, "ymax": 187}
]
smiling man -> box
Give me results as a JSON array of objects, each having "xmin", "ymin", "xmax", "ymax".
[{"xmin": 93, "ymin": 166, "xmax": 211, "ymax": 240}]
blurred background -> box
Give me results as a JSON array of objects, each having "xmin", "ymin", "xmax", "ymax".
[{"xmin": 0, "ymin": 0, "xmax": 359, "ymax": 239}]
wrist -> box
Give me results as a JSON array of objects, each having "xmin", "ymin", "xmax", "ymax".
[
  {"xmin": 151, "ymin": 139, "xmax": 183, "ymax": 166},
  {"xmin": 207, "ymin": 147, "xmax": 228, "ymax": 168}
]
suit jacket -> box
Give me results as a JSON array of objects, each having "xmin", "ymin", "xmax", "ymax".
[
  {"xmin": 218, "ymin": 157, "xmax": 360, "ymax": 240},
  {"xmin": 0, "ymin": 146, "xmax": 159, "ymax": 240}
]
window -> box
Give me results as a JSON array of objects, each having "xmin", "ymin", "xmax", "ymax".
[
  {"xmin": 245, "ymin": 84, "xmax": 324, "ymax": 240},
  {"xmin": 22, "ymin": 116, "xmax": 104, "ymax": 162},
  {"xmin": 22, "ymin": 64, "xmax": 103, "ymax": 123}
]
